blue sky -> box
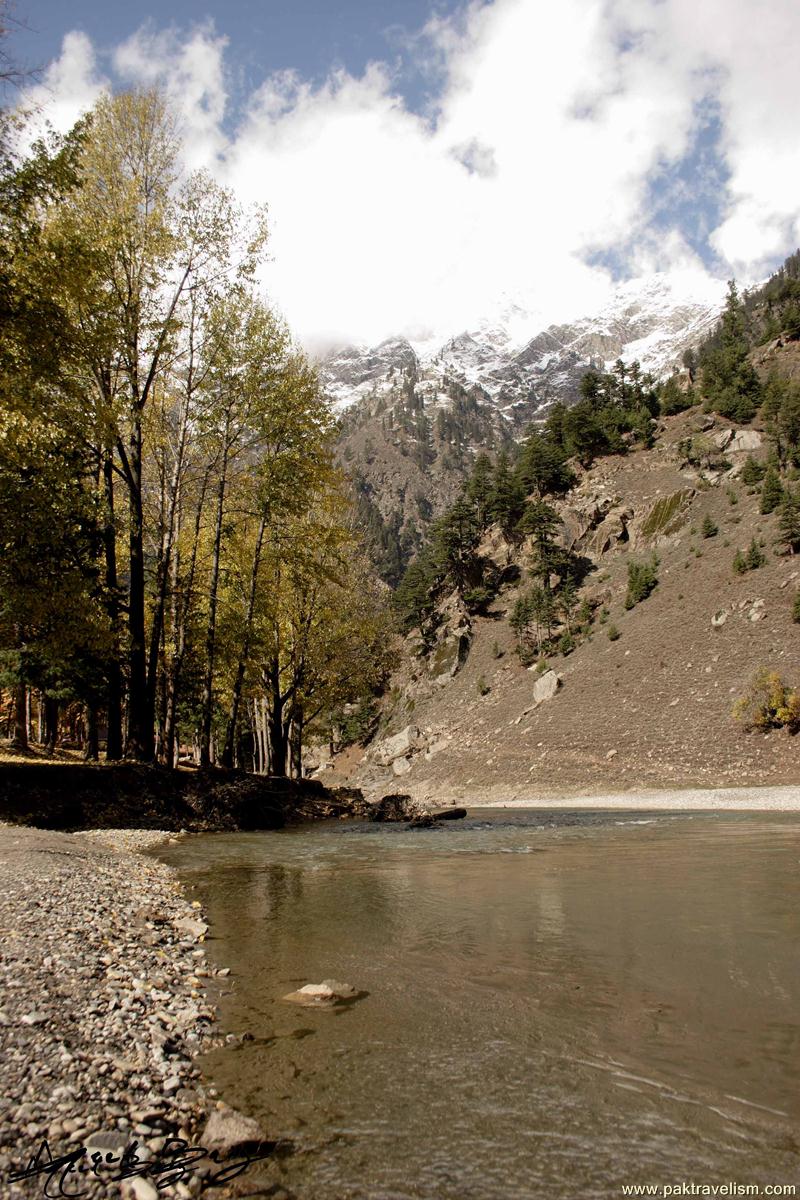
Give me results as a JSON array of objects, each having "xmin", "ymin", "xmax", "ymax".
[
  {"xmin": 11, "ymin": 0, "xmax": 800, "ymax": 348},
  {"xmin": 14, "ymin": 0, "xmax": 446, "ymax": 111}
]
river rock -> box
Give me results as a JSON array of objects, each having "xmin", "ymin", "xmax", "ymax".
[
  {"xmin": 369, "ymin": 793, "xmax": 427, "ymax": 822},
  {"xmin": 202, "ymin": 1104, "xmax": 267, "ymax": 1154},
  {"xmin": 173, "ymin": 916, "xmax": 208, "ymax": 941},
  {"xmin": 406, "ymin": 812, "xmax": 438, "ymax": 828},
  {"xmin": 282, "ymin": 980, "xmax": 359, "ymax": 1006}
]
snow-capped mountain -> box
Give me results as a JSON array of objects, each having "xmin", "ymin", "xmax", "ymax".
[
  {"xmin": 328, "ymin": 273, "xmax": 726, "ymax": 581},
  {"xmin": 322, "ymin": 273, "xmax": 724, "ymax": 428}
]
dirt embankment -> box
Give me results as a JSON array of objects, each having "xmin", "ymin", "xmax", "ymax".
[{"xmin": 0, "ymin": 760, "xmax": 359, "ymax": 833}]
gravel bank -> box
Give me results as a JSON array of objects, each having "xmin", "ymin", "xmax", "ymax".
[
  {"xmin": 0, "ymin": 824, "xmax": 243, "ymax": 1199},
  {"xmin": 409, "ymin": 783, "xmax": 800, "ymax": 810}
]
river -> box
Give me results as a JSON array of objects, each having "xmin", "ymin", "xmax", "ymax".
[{"xmin": 160, "ymin": 809, "xmax": 800, "ymax": 1199}]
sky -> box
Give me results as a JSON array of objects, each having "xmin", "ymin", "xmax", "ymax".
[{"xmin": 8, "ymin": 0, "xmax": 800, "ymax": 352}]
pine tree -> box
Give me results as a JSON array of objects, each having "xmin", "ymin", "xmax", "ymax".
[
  {"xmin": 701, "ymin": 281, "xmax": 761, "ymax": 421},
  {"xmin": 659, "ymin": 374, "xmax": 693, "ymax": 416},
  {"xmin": 777, "ymin": 489, "xmax": 800, "ymax": 555},
  {"xmin": 517, "ymin": 500, "xmax": 562, "ymax": 586},
  {"xmin": 745, "ymin": 538, "xmax": 766, "ymax": 570},
  {"xmin": 488, "ymin": 451, "xmax": 526, "ymax": 536},
  {"xmin": 465, "ymin": 452, "xmax": 494, "ymax": 529},
  {"xmin": 760, "ymin": 465, "xmax": 784, "ymax": 514},
  {"xmin": 741, "ymin": 455, "xmax": 765, "ymax": 486},
  {"xmin": 516, "ymin": 430, "xmax": 575, "ymax": 498},
  {"xmin": 701, "ymin": 514, "xmax": 718, "ymax": 538}
]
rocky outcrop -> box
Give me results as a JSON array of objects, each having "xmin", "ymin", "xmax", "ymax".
[
  {"xmin": 530, "ymin": 669, "xmax": 562, "ymax": 706},
  {"xmin": 714, "ymin": 428, "xmax": 763, "ymax": 454},
  {"xmin": 593, "ymin": 505, "xmax": 633, "ymax": 554},
  {"xmin": 428, "ymin": 592, "xmax": 473, "ymax": 684},
  {"xmin": 370, "ymin": 725, "xmax": 424, "ymax": 767}
]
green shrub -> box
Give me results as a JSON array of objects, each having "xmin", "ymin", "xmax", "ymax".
[
  {"xmin": 741, "ymin": 455, "xmax": 766, "ymax": 486},
  {"xmin": 464, "ymin": 586, "xmax": 494, "ymax": 612},
  {"xmin": 793, "ymin": 592, "xmax": 800, "ymax": 624},
  {"xmin": 607, "ymin": 624, "xmax": 620, "ymax": 641},
  {"xmin": 733, "ymin": 669, "xmax": 800, "ymax": 732},
  {"xmin": 625, "ymin": 555, "xmax": 659, "ymax": 609},
  {"xmin": 559, "ymin": 631, "xmax": 575, "ymax": 656},
  {"xmin": 701, "ymin": 515, "xmax": 718, "ymax": 538},
  {"xmin": 733, "ymin": 540, "xmax": 765, "ymax": 573},
  {"xmin": 476, "ymin": 675, "xmax": 490, "ymax": 696},
  {"xmin": 491, "ymin": 640, "xmax": 504, "ymax": 659}
]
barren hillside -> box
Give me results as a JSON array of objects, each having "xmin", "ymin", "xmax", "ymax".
[{"xmin": 322, "ymin": 401, "xmax": 800, "ymax": 801}]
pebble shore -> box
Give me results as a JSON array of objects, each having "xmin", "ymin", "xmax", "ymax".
[{"xmin": 0, "ymin": 824, "xmax": 235, "ymax": 1199}]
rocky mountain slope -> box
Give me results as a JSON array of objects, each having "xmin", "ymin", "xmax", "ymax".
[
  {"xmin": 317, "ymin": 340, "xmax": 800, "ymax": 798},
  {"xmin": 327, "ymin": 275, "xmax": 725, "ymax": 577}
]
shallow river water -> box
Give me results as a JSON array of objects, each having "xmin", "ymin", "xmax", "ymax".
[{"xmin": 160, "ymin": 810, "xmax": 800, "ymax": 1199}]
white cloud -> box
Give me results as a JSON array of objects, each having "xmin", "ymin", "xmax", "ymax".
[
  {"xmin": 20, "ymin": 31, "xmax": 107, "ymax": 141},
  {"xmin": 19, "ymin": 1, "xmax": 800, "ymax": 349},
  {"xmin": 112, "ymin": 23, "xmax": 229, "ymax": 169}
]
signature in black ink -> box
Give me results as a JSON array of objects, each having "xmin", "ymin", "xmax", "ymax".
[{"xmin": 7, "ymin": 1136, "xmax": 275, "ymax": 1197}]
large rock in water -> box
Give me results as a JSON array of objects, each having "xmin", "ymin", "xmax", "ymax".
[
  {"xmin": 369, "ymin": 792, "xmax": 427, "ymax": 821},
  {"xmin": 282, "ymin": 980, "xmax": 361, "ymax": 1006},
  {"xmin": 203, "ymin": 1105, "xmax": 269, "ymax": 1154}
]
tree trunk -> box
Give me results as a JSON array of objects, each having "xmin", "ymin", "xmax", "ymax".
[
  {"xmin": 127, "ymin": 417, "xmax": 154, "ymax": 760},
  {"xmin": 102, "ymin": 454, "xmax": 124, "ymax": 760},
  {"xmin": 147, "ymin": 386, "xmax": 192, "ymax": 731},
  {"xmin": 289, "ymin": 712, "xmax": 303, "ymax": 779},
  {"xmin": 11, "ymin": 681, "xmax": 28, "ymax": 751},
  {"xmin": 200, "ymin": 443, "xmax": 229, "ymax": 768},
  {"xmin": 84, "ymin": 706, "xmax": 99, "ymax": 761},
  {"xmin": 43, "ymin": 695, "xmax": 59, "ymax": 753},
  {"xmin": 221, "ymin": 514, "xmax": 267, "ymax": 768},
  {"xmin": 163, "ymin": 471, "xmax": 208, "ymax": 768},
  {"xmin": 264, "ymin": 661, "xmax": 288, "ymax": 777}
]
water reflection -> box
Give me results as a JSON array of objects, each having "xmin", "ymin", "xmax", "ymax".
[{"xmin": 161, "ymin": 811, "xmax": 800, "ymax": 1199}]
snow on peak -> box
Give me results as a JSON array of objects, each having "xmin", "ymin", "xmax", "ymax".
[{"xmin": 320, "ymin": 273, "xmax": 726, "ymax": 417}]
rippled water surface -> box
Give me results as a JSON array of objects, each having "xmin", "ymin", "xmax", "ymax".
[{"xmin": 161, "ymin": 810, "xmax": 800, "ymax": 1198}]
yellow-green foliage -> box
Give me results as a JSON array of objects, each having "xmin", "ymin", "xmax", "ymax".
[
  {"xmin": 641, "ymin": 489, "xmax": 694, "ymax": 539},
  {"xmin": 732, "ymin": 669, "xmax": 800, "ymax": 732}
]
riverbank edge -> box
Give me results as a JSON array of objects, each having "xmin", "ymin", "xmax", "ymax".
[{"xmin": 0, "ymin": 822, "xmax": 260, "ymax": 1200}]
